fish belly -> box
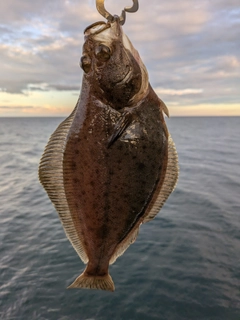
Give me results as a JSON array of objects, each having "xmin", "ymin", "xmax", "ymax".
[{"xmin": 62, "ymin": 102, "xmax": 167, "ymax": 279}]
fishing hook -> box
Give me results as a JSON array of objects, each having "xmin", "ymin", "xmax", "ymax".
[{"xmin": 96, "ymin": 0, "xmax": 139, "ymax": 25}]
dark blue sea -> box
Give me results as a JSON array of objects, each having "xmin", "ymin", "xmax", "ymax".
[{"xmin": 0, "ymin": 117, "xmax": 240, "ymax": 320}]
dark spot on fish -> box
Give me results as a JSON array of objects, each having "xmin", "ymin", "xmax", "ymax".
[
  {"xmin": 75, "ymin": 149, "xmax": 80, "ymax": 154},
  {"xmin": 72, "ymin": 161, "xmax": 77, "ymax": 169},
  {"xmin": 88, "ymin": 225, "xmax": 95, "ymax": 232},
  {"xmin": 103, "ymin": 204, "xmax": 110, "ymax": 211},
  {"xmin": 74, "ymin": 178, "xmax": 80, "ymax": 183},
  {"xmin": 81, "ymin": 190, "xmax": 86, "ymax": 195},
  {"xmin": 92, "ymin": 202, "xmax": 98, "ymax": 210},
  {"xmin": 137, "ymin": 162, "xmax": 146, "ymax": 170},
  {"xmin": 101, "ymin": 224, "xmax": 109, "ymax": 237},
  {"xmin": 90, "ymin": 180, "xmax": 95, "ymax": 187},
  {"xmin": 117, "ymin": 145, "xmax": 123, "ymax": 151}
]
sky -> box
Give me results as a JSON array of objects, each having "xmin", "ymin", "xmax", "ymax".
[{"xmin": 0, "ymin": 0, "xmax": 240, "ymax": 117}]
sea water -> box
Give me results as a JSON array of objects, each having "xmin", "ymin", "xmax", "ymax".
[{"xmin": 0, "ymin": 117, "xmax": 239, "ymax": 320}]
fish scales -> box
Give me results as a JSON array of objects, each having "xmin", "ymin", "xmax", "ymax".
[{"xmin": 39, "ymin": 18, "xmax": 178, "ymax": 291}]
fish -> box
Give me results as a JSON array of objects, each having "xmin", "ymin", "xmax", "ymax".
[{"xmin": 38, "ymin": 17, "xmax": 179, "ymax": 292}]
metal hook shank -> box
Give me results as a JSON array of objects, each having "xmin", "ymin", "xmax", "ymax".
[
  {"xmin": 96, "ymin": 0, "xmax": 139, "ymax": 25},
  {"xmin": 96, "ymin": 0, "xmax": 113, "ymax": 22},
  {"xmin": 124, "ymin": 0, "xmax": 139, "ymax": 13}
]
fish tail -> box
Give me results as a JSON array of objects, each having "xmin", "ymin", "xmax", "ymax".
[{"xmin": 68, "ymin": 271, "xmax": 115, "ymax": 292}]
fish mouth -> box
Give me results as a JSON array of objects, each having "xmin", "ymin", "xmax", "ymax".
[{"xmin": 115, "ymin": 69, "xmax": 132, "ymax": 86}]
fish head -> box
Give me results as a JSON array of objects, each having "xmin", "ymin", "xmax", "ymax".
[{"xmin": 81, "ymin": 19, "xmax": 149, "ymax": 110}]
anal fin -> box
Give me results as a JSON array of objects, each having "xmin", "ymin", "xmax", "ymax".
[{"xmin": 143, "ymin": 134, "xmax": 179, "ymax": 223}]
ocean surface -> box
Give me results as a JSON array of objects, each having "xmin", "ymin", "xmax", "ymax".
[{"xmin": 0, "ymin": 116, "xmax": 239, "ymax": 320}]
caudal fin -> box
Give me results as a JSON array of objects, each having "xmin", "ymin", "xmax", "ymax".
[{"xmin": 68, "ymin": 271, "xmax": 115, "ymax": 291}]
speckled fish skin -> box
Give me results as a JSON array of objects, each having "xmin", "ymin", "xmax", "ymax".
[{"xmin": 39, "ymin": 18, "xmax": 178, "ymax": 292}]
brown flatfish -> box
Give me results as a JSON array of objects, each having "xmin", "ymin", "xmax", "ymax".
[{"xmin": 39, "ymin": 18, "xmax": 179, "ymax": 291}]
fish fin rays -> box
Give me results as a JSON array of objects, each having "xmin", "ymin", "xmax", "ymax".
[
  {"xmin": 108, "ymin": 110, "xmax": 133, "ymax": 148},
  {"xmin": 159, "ymin": 98, "xmax": 169, "ymax": 117},
  {"xmin": 38, "ymin": 103, "xmax": 89, "ymax": 264},
  {"xmin": 143, "ymin": 134, "xmax": 179, "ymax": 223},
  {"xmin": 68, "ymin": 271, "xmax": 115, "ymax": 291},
  {"xmin": 109, "ymin": 226, "xmax": 140, "ymax": 265}
]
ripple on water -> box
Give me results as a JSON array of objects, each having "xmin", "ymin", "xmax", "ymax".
[{"xmin": 0, "ymin": 117, "xmax": 240, "ymax": 320}]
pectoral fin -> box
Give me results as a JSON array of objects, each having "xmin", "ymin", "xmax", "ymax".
[
  {"xmin": 107, "ymin": 111, "xmax": 133, "ymax": 148},
  {"xmin": 159, "ymin": 98, "xmax": 169, "ymax": 117}
]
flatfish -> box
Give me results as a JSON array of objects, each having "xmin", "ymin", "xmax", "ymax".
[{"xmin": 39, "ymin": 17, "xmax": 179, "ymax": 291}]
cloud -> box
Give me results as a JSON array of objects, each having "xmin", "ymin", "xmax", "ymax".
[
  {"xmin": 0, "ymin": 106, "xmax": 35, "ymax": 109},
  {"xmin": 0, "ymin": 0, "xmax": 240, "ymax": 115},
  {"xmin": 0, "ymin": 104, "xmax": 73, "ymax": 117},
  {"xmin": 49, "ymin": 84, "xmax": 80, "ymax": 91},
  {"xmin": 26, "ymin": 83, "xmax": 80, "ymax": 91},
  {"xmin": 156, "ymin": 88, "xmax": 203, "ymax": 96}
]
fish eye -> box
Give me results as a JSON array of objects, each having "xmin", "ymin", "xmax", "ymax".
[
  {"xmin": 95, "ymin": 44, "xmax": 111, "ymax": 62},
  {"xmin": 80, "ymin": 55, "xmax": 91, "ymax": 73}
]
